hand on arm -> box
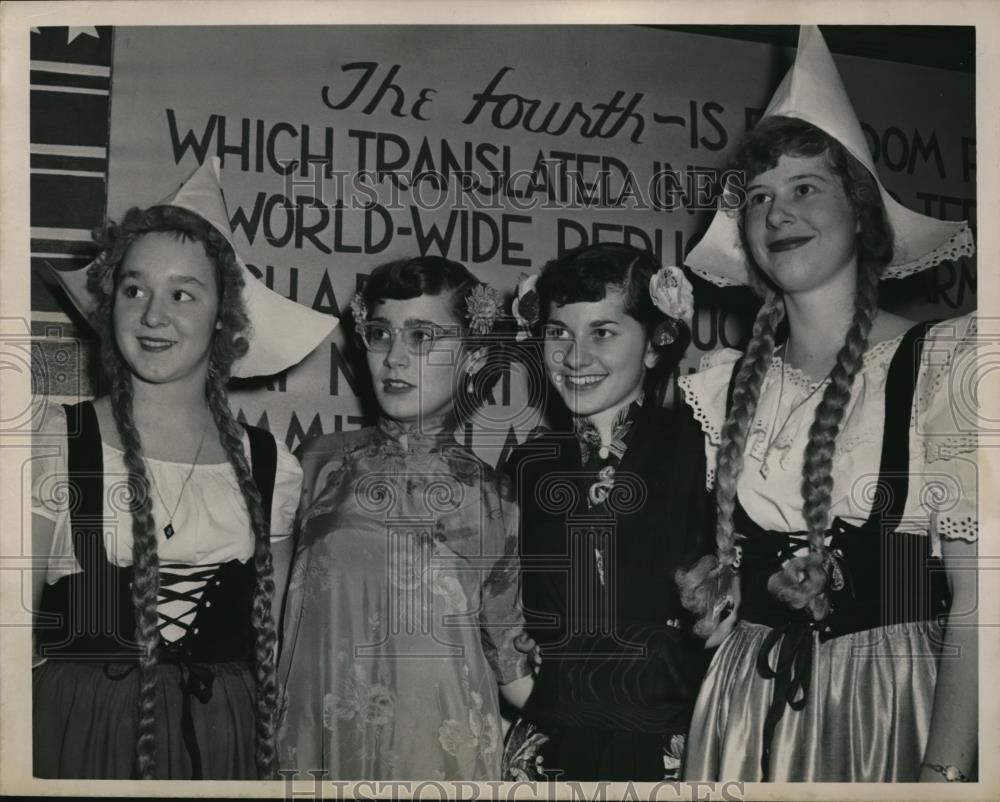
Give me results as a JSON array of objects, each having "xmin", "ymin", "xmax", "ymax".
[
  {"xmin": 499, "ymin": 673, "xmax": 534, "ymax": 710},
  {"xmin": 514, "ymin": 631, "xmax": 542, "ymax": 673}
]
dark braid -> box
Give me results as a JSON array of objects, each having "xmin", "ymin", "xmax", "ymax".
[{"xmin": 675, "ymin": 289, "xmax": 785, "ymax": 637}]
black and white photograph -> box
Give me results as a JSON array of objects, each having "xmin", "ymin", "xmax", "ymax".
[{"xmin": 0, "ymin": 1, "xmax": 996, "ymax": 799}]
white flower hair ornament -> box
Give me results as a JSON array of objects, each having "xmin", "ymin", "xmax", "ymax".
[
  {"xmin": 649, "ymin": 266, "xmax": 695, "ymax": 346},
  {"xmin": 349, "ymin": 291, "xmax": 369, "ymax": 339},
  {"xmin": 511, "ymin": 272, "xmax": 540, "ymax": 342},
  {"xmin": 465, "ymin": 283, "xmax": 504, "ymax": 336}
]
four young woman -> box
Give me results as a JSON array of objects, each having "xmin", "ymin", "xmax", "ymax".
[{"xmin": 31, "ymin": 27, "xmax": 978, "ymax": 785}]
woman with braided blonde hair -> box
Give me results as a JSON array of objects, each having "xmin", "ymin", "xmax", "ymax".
[
  {"xmin": 676, "ymin": 28, "xmax": 978, "ymax": 782},
  {"xmin": 31, "ymin": 159, "xmax": 335, "ymax": 779}
]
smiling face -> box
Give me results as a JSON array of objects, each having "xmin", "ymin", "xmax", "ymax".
[
  {"xmin": 112, "ymin": 231, "xmax": 221, "ymax": 389},
  {"xmin": 744, "ymin": 152, "xmax": 860, "ymax": 295},
  {"xmin": 542, "ymin": 289, "xmax": 655, "ymax": 420},
  {"xmin": 366, "ymin": 293, "xmax": 471, "ymax": 426}
]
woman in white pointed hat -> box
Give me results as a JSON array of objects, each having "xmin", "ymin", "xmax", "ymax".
[
  {"xmin": 31, "ymin": 158, "xmax": 336, "ymax": 779},
  {"xmin": 675, "ymin": 27, "xmax": 977, "ymax": 782}
]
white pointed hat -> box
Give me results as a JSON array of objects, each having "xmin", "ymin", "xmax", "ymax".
[
  {"xmin": 50, "ymin": 157, "xmax": 338, "ymax": 377},
  {"xmin": 686, "ymin": 25, "xmax": 975, "ymax": 288}
]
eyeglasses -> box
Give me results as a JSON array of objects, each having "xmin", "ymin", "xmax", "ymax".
[{"xmin": 359, "ymin": 321, "xmax": 461, "ymax": 354}]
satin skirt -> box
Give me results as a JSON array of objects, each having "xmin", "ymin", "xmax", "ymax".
[{"xmin": 682, "ymin": 620, "xmax": 942, "ymax": 782}]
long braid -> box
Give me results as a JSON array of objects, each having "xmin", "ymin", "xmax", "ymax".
[
  {"xmin": 714, "ymin": 289, "xmax": 786, "ymax": 561},
  {"xmin": 767, "ymin": 264, "xmax": 880, "ymax": 618},
  {"xmin": 205, "ymin": 367, "xmax": 278, "ymax": 778},
  {"xmin": 681, "ymin": 115, "xmax": 895, "ymax": 629},
  {"xmin": 105, "ymin": 354, "xmax": 162, "ymax": 779},
  {"xmin": 87, "ymin": 203, "xmax": 279, "ymax": 777},
  {"xmin": 676, "ymin": 289, "xmax": 786, "ymax": 637}
]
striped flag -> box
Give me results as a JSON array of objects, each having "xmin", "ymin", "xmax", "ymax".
[{"xmin": 30, "ymin": 26, "xmax": 112, "ymax": 399}]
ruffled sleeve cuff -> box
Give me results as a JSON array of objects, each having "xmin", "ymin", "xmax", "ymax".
[
  {"xmin": 677, "ymin": 348, "xmax": 741, "ymax": 490},
  {"xmin": 906, "ymin": 313, "xmax": 979, "ymax": 556},
  {"xmin": 31, "ymin": 399, "xmax": 68, "ymax": 522},
  {"xmin": 30, "ymin": 399, "xmax": 80, "ymax": 583},
  {"xmin": 269, "ymin": 439, "xmax": 303, "ymax": 543}
]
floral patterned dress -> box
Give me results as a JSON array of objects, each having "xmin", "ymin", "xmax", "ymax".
[{"xmin": 276, "ymin": 416, "xmax": 529, "ymax": 780}]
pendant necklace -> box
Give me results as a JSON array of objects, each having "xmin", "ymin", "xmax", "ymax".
[
  {"xmin": 759, "ymin": 351, "xmax": 827, "ymax": 478},
  {"xmin": 146, "ymin": 421, "xmax": 210, "ymax": 539}
]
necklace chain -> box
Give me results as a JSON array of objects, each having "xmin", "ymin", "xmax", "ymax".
[
  {"xmin": 759, "ymin": 353, "xmax": 827, "ymax": 478},
  {"xmin": 146, "ymin": 422, "xmax": 210, "ymax": 539}
]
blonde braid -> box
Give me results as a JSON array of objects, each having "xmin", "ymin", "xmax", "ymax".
[
  {"xmin": 767, "ymin": 264, "xmax": 880, "ymax": 619},
  {"xmin": 205, "ymin": 368, "xmax": 278, "ymax": 778},
  {"xmin": 85, "ymin": 204, "xmax": 265, "ymax": 777},
  {"xmin": 676, "ymin": 289, "xmax": 786, "ymax": 638},
  {"xmin": 105, "ymin": 358, "xmax": 162, "ymax": 779}
]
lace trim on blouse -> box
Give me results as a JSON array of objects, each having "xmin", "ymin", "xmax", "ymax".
[
  {"xmin": 680, "ymin": 332, "xmax": 906, "ymax": 455},
  {"xmin": 677, "ymin": 315, "xmax": 979, "ymax": 553}
]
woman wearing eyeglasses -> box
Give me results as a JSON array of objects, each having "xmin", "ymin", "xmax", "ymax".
[{"xmin": 275, "ymin": 256, "xmax": 533, "ymax": 780}]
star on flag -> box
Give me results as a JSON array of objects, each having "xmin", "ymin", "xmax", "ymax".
[{"xmin": 29, "ymin": 27, "xmax": 101, "ymax": 44}]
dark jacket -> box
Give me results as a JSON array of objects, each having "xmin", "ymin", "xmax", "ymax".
[{"xmin": 505, "ymin": 400, "xmax": 713, "ymax": 735}]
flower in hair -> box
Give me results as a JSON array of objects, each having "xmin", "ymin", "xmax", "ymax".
[
  {"xmin": 349, "ymin": 291, "xmax": 368, "ymax": 339},
  {"xmin": 465, "ymin": 283, "xmax": 503, "ymax": 336},
  {"xmin": 649, "ymin": 266, "xmax": 695, "ymax": 324},
  {"xmin": 511, "ymin": 272, "xmax": 540, "ymax": 341}
]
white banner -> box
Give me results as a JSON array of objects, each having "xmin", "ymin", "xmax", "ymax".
[{"xmin": 107, "ymin": 25, "xmax": 976, "ymax": 459}]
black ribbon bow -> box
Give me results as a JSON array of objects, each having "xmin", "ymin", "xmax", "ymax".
[{"xmin": 754, "ymin": 617, "xmax": 814, "ymax": 781}]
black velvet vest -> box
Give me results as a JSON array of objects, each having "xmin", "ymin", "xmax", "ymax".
[
  {"xmin": 732, "ymin": 320, "xmax": 951, "ymax": 639},
  {"xmin": 506, "ymin": 402, "xmax": 714, "ymax": 733},
  {"xmin": 726, "ymin": 320, "xmax": 952, "ymax": 780},
  {"xmin": 36, "ymin": 401, "xmax": 278, "ymax": 663}
]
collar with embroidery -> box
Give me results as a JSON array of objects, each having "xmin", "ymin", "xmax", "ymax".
[
  {"xmin": 375, "ymin": 413, "xmax": 457, "ymax": 454},
  {"xmin": 573, "ymin": 393, "xmax": 645, "ymax": 468}
]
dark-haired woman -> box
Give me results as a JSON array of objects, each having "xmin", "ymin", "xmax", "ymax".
[
  {"xmin": 676, "ymin": 27, "xmax": 977, "ymax": 782},
  {"xmin": 276, "ymin": 256, "xmax": 532, "ymax": 780},
  {"xmin": 31, "ymin": 159, "xmax": 335, "ymax": 779},
  {"xmin": 502, "ymin": 243, "xmax": 714, "ymax": 781}
]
